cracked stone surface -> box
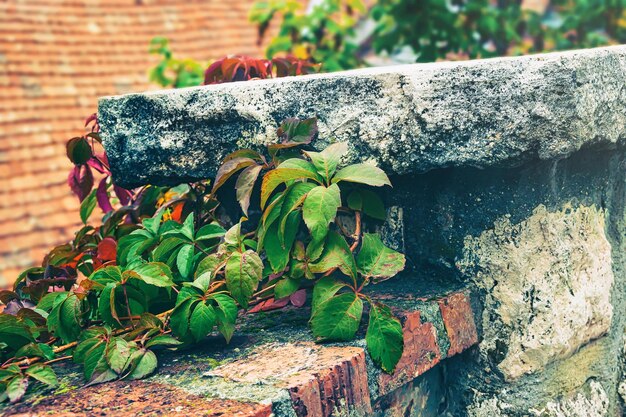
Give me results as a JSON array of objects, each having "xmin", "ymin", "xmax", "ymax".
[{"xmin": 98, "ymin": 46, "xmax": 626, "ymax": 188}]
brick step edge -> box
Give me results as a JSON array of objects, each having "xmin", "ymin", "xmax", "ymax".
[{"xmin": 207, "ymin": 290, "xmax": 478, "ymax": 417}]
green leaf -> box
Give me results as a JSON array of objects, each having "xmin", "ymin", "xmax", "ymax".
[
  {"xmin": 142, "ymin": 210, "xmax": 165, "ymax": 236},
  {"xmin": 347, "ymin": 190, "xmax": 386, "ymax": 220},
  {"xmin": 332, "ymin": 163, "xmax": 391, "ymax": 187},
  {"xmin": 189, "ymin": 302, "xmax": 217, "ymax": 342},
  {"xmin": 126, "ymin": 349, "xmax": 157, "ymax": 380},
  {"xmin": 169, "ymin": 298, "xmax": 198, "ymax": 339},
  {"xmin": 7, "ymin": 376, "xmax": 28, "ymax": 403},
  {"xmin": 130, "ymin": 263, "xmax": 174, "ymax": 287},
  {"xmin": 274, "ymin": 277, "xmax": 301, "ymax": 299},
  {"xmin": 15, "ymin": 343, "xmax": 54, "ymax": 361},
  {"xmin": 106, "ymin": 337, "xmax": 132, "ymax": 374},
  {"xmin": 0, "ymin": 315, "xmax": 35, "ymax": 352},
  {"xmin": 311, "ymin": 276, "xmax": 348, "ymax": 310},
  {"xmin": 225, "ymin": 250, "xmax": 263, "ymax": 308},
  {"xmin": 302, "ymin": 184, "xmax": 341, "ymax": 244},
  {"xmin": 176, "ymin": 244, "xmax": 195, "ymax": 279},
  {"xmin": 195, "ymin": 252, "xmax": 227, "ymax": 281},
  {"xmin": 279, "ymin": 182, "xmax": 316, "ymax": 239},
  {"xmin": 145, "ymin": 335, "xmax": 182, "ymax": 349},
  {"xmin": 305, "ymin": 142, "xmax": 348, "ymax": 182},
  {"xmin": 309, "ymin": 231, "xmax": 357, "ymax": 280},
  {"xmin": 98, "ymin": 282, "xmax": 121, "ymax": 327},
  {"xmin": 80, "ymin": 189, "xmax": 97, "ymax": 224},
  {"xmin": 47, "ymin": 293, "xmax": 82, "ymax": 343},
  {"xmin": 356, "ymin": 233, "xmax": 406, "ymax": 280},
  {"xmin": 264, "ymin": 211, "xmax": 300, "ymax": 273},
  {"xmin": 151, "ymin": 237, "xmax": 185, "ymax": 262},
  {"xmin": 310, "ymin": 292, "xmax": 363, "ymax": 342},
  {"xmin": 195, "ymin": 224, "xmax": 226, "ymax": 242},
  {"xmin": 180, "ymin": 213, "xmax": 195, "ymax": 241},
  {"xmin": 66, "ymin": 137, "xmax": 92, "ymax": 165},
  {"xmin": 235, "ymin": 164, "xmax": 263, "ymax": 216},
  {"xmin": 275, "ymin": 117, "xmax": 317, "ymax": 146},
  {"xmin": 366, "ymin": 302, "xmax": 404, "ymax": 373},
  {"xmin": 210, "ymin": 294, "xmax": 238, "ymax": 343},
  {"xmin": 25, "ymin": 364, "xmax": 58, "ymax": 387},
  {"xmin": 89, "ymin": 266, "xmax": 123, "ymax": 286},
  {"xmin": 261, "ymin": 168, "xmax": 322, "ymax": 208}
]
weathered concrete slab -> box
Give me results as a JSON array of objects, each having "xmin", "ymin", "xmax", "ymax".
[{"xmin": 99, "ymin": 46, "xmax": 626, "ymax": 188}]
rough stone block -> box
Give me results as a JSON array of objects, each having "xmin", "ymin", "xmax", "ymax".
[{"xmin": 98, "ymin": 46, "xmax": 626, "ymax": 188}]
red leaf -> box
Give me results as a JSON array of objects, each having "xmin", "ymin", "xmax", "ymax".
[
  {"xmin": 87, "ymin": 156, "xmax": 109, "ymax": 174},
  {"xmin": 96, "ymin": 178, "xmax": 113, "ymax": 213},
  {"xmin": 247, "ymin": 297, "xmax": 289, "ymax": 313},
  {"xmin": 68, "ymin": 165, "xmax": 94, "ymax": 201},
  {"xmin": 97, "ymin": 237, "xmax": 117, "ymax": 261},
  {"xmin": 289, "ymin": 289, "xmax": 307, "ymax": 307}
]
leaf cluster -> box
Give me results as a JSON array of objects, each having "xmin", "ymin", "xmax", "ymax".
[{"xmin": 1, "ymin": 116, "xmax": 406, "ymax": 403}]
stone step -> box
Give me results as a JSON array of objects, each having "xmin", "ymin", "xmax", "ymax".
[{"xmin": 6, "ymin": 288, "xmax": 477, "ymax": 417}]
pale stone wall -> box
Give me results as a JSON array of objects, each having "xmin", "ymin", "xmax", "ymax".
[{"xmin": 98, "ymin": 46, "xmax": 626, "ymax": 416}]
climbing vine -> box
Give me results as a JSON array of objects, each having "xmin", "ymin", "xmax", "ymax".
[{"xmin": 0, "ymin": 114, "xmax": 405, "ymax": 403}]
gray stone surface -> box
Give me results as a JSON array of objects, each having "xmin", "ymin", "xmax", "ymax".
[{"xmin": 98, "ymin": 46, "xmax": 626, "ymax": 188}]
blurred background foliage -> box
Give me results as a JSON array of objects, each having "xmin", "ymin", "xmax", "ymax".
[{"xmin": 150, "ymin": 0, "xmax": 626, "ymax": 86}]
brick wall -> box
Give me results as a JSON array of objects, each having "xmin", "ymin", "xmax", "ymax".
[{"xmin": 0, "ymin": 0, "xmax": 269, "ymax": 286}]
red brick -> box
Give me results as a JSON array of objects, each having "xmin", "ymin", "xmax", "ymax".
[
  {"xmin": 211, "ymin": 342, "xmax": 372, "ymax": 417},
  {"xmin": 438, "ymin": 292, "xmax": 479, "ymax": 356},
  {"xmin": 378, "ymin": 310, "xmax": 442, "ymax": 396}
]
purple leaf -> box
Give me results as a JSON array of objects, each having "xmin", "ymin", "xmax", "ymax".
[
  {"xmin": 68, "ymin": 165, "xmax": 94, "ymax": 202},
  {"xmin": 114, "ymin": 185, "xmax": 133, "ymax": 206},
  {"xmin": 96, "ymin": 178, "xmax": 113, "ymax": 213},
  {"xmin": 290, "ymin": 289, "xmax": 307, "ymax": 307}
]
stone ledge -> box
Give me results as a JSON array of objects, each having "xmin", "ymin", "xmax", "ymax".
[
  {"xmin": 98, "ymin": 46, "xmax": 626, "ymax": 188},
  {"xmin": 4, "ymin": 288, "xmax": 477, "ymax": 417}
]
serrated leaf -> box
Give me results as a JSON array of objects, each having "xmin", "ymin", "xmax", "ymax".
[
  {"xmin": 212, "ymin": 157, "xmax": 257, "ymax": 193},
  {"xmin": 332, "ymin": 164, "xmax": 391, "ymax": 187},
  {"xmin": 126, "ymin": 350, "xmax": 158, "ymax": 380},
  {"xmin": 356, "ymin": 234, "xmax": 406, "ymax": 280},
  {"xmin": 47, "ymin": 293, "xmax": 82, "ymax": 343},
  {"xmin": 235, "ymin": 164, "xmax": 263, "ymax": 216},
  {"xmin": 176, "ymin": 244, "xmax": 195, "ymax": 279},
  {"xmin": 189, "ymin": 302, "xmax": 217, "ymax": 342},
  {"xmin": 169, "ymin": 298, "xmax": 198, "ymax": 339},
  {"xmin": 225, "ymin": 251, "xmax": 263, "ymax": 308},
  {"xmin": 66, "ymin": 137, "xmax": 92, "ymax": 165},
  {"xmin": 142, "ymin": 210, "xmax": 165, "ymax": 236},
  {"xmin": 261, "ymin": 167, "xmax": 322, "ymax": 208},
  {"xmin": 264, "ymin": 211, "xmax": 300, "ymax": 273},
  {"xmin": 145, "ymin": 335, "xmax": 182, "ymax": 349},
  {"xmin": 276, "ymin": 117, "xmax": 317, "ymax": 145},
  {"xmin": 106, "ymin": 337, "xmax": 132, "ymax": 374},
  {"xmin": 0, "ymin": 315, "xmax": 35, "ymax": 352},
  {"xmin": 180, "ymin": 213, "xmax": 195, "ymax": 241},
  {"xmin": 130, "ymin": 263, "xmax": 174, "ymax": 287},
  {"xmin": 98, "ymin": 282, "xmax": 121, "ymax": 327},
  {"xmin": 211, "ymin": 294, "xmax": 238, "ymax": 343},
  {"xmin": 80, "ymin": 189, "xmax": 97, "ymax": 224},
  {"xmin": 274, "ymin": 277, "xmax": 301, "ymax": 299},
  {"xmin": 311, "ymin": 276, "xmax": 348, "ymax": 310},
  {"xmin": 305, "ymin": 142, "xmax": 348, "ymax": 182},
  {"xmin": 279, "ymin": 182, "xmax": 316, "ymax": 239},
  {"xmin": 366, "ymin": 303, "xmax": 404, "ymax": 373},
  {"xmin": 25, "ymin": 364, "xmax": 58, "ymax": 387},
  {"xmin": 310, "ymin": 292, "xmax": 363, "ymax": 342},
  {"xmin": 151, "ymin": 237, "xmax": 185, "ymax": 262},
  {"xmin": 7, "ymin": 376, "xmax": 28, "ymax": 403},
  {"xmin": 309, "ymin": 231, "xmax": 357, "ymax": 280},
  {"xmin": 195, "ymin": 224, "xmax": 226, "ymax": 242},
  {"xmin": 89, "ymin": 266, "xmax": 123, "ymax": 287},
  {"xmin": 302, "ymin": 184, "xmax": 341, "ymax": 244}
]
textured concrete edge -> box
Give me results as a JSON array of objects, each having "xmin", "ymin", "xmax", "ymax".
[{"xmin": 98, "ymin": 45, "xmax": 626, "ymax": 188}]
